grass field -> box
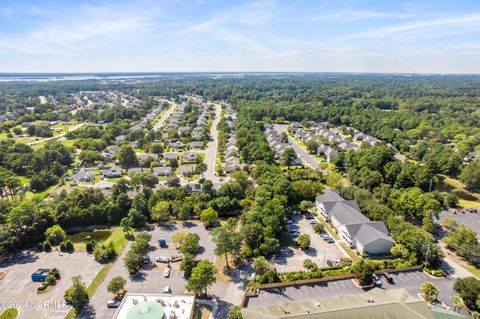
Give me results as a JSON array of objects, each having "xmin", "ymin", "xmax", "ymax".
[
  {"xmin": 0, "ymin": 308, "xmax": 18, "ymax": 319},
  {"xmin": 438, "ymin": 175, "xmax": 480, "ymax": 208},
  {"xmin": 67, "ymin": 229, "xmax": 113, "ymax": 250}
]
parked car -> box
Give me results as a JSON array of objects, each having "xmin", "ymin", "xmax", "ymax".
[
  {"xmin": 305, "ymin": 214, "xmax": 314, "ymax": 220},
  {"xmin": 107, "ymin": 300, "xmax": 121, "ymax": 308},
  {"xmin": 164, "ymin": 268, "xmax": 170, "ymax": 278},
  {"xmin": 382, "ymin": 272, "xmax": 394, "ymax": 284},
  {"xmin": 286, "ymin": 220, "xmax": 293, "ymax": 225},
  {"xmin": 326, "ymin": 238, "xmax": 335, "ymax": 244},
  {"xmin": 290, "ymin": 231, "xmax": 300, "ymax": 238},
  {"xmin": 156, "ymin": 256, "xmax": 170, "ymax": 263},
  {"xmin": 326, "ymin": 259, "xmax": 333, "ymax": 266},
  {"xmin": 163, "ymin": 285, "xmax": 171, "ymax": 294},
  {"xmin": 373, "ymin": 274, "xmax": 382, "ymax": 286},
  {"xmin": 309, "ymin": 219, "xmax": 317, "ymax": 225},
  {"xmin": 143, "ymin": 256, "xmax": 151, "ymax": 264}
]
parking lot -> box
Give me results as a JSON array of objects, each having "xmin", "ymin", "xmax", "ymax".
[
  {"xmin": 246, "ymin": 270, "xmax": 457, "ymax": 311},
  {"xmin": 0, "ymin": 250, "xmax": 102, "ymax": 319},
  {"xmin": 270, "ymin": 214, "xmax": 346, "ymax": 272},
  {"xmin": 435, "ymin": 209, "xmax": 480, "ymax": 238},
  {"xmin": 83, "ymin": 222, "xmax": 215, "ymax": 319},
  {"xmin": 147, "ymin": 221, "xmax": 216, "ymax": 265}
]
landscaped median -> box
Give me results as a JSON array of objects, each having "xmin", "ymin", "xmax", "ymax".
[
  {"xmin": 248, "ymin": 260, "xmax": 422, "ymax": 290},
  {"xmin": 0, "ymin": 308, "xmax": 18, "ymax": 319}
]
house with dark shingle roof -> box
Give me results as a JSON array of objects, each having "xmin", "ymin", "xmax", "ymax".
[{"xmin": 316, "ymin": 190, "xmax": 395, "ymax": 255}]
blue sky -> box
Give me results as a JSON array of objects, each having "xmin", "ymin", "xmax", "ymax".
[{"xmin": 0, "ymin": 0, "xmax": 479, "ymax": 73}]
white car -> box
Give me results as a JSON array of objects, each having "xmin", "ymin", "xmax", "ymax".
[
  {"xmin": 164, "ymin": 268, "xmax": 170, "ymax": 278},
  {"xmin": 163, "ymin": 285, "xmax": 171, "ymax": 294},
  {"xmin": 156, "ymin": 256, "xmax": 170, "ymax": 263}
]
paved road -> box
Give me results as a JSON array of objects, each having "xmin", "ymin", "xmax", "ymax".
[
  {"xmin": 204, "ymin": 103, "xmax": 222, "ymax": 183},
  {"xmin": 273, "ymin": 124, "xmax": 320, "ymax": 170},
  {"xmin": 153, "ymin": 100, "xmax": 177, "ymax": 131},
  {"xmin": 27, "ymin": 123, "xmax": 85, "ymax": 146}
]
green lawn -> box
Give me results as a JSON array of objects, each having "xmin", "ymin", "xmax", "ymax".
[
  {"xmin": 438, "ymin": 175, "xmax": 480, "ymax": 208},
  {"xmin": 25, "ymin": 184, "xmax": 55, "ymax": 199},
  {"xmin": 466, "ymin": 265, "xmax": 480, "ymax": 278},
  {"xmin": 339, "ymin": 242, "xmax": 359, "ymax": 261},
  {"xmin": 18, "ymin": 176, "xmax": 30, "ymax": 185},
  {"xmin": 61, "ymin": 139, "xmax": 77, "ymax": 149},
  {"xmin": 0, "ymin": 308, "xmax": 18, "ymax": 319},
  {"xmin": 315, "ymin": 217, "xmax": 340, "ymax": 240},
  {"xmin": 67, "ymin": 229, "xmax": 113, "ymax": 250}
]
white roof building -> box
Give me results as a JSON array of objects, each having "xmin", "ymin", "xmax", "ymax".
[{"xmin": 113, "ymin": 293, "xmax": 195, "ymax": 319}]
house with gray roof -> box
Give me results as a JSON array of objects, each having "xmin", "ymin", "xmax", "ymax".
[
  {"xmin": 316, "ymin": 190, "xmax": 395, "ymax": 255},
  {"xmin": 127, "ymin": 167, "xmax": 148, "ymax": 175},
  {"xmin": 170, "ymin": 141, "xmax": 184, "ymax": 150},
  {"xmin": 325, "ymin": 147, "xmax": 338, "ymax": 162},
  {"xmin": 153, "ymin": 166, "xmax": 172, "ymax": 176},
  {"xmin": 189, "ymin": 141, "xmax": 203, "ymax": 149},
  {"xmin": 178, "ymin": 165, "xmax": 195, "ymax": 176},
  {"xmin": 163, "ymin": 152, "xmax": 179, "ymax": 161},
  {"xmin": 183, "ymin": 151, "xmax": 198, "ymax": 163},
  {"xmin": 136, "ymin": 152, "xmax": 159, "ymax": 162},
  {"xmin": 73, "ymin": 169, "xmax": 95, "ymax": 183},
  {"xmin": 102, "ymin": 166, "xmax": 122, "ymax": 178}
]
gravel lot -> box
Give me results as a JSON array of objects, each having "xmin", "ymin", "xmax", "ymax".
[{"xmin": 0, "ymin": 250, "xmax": 102, "ymax": 319}]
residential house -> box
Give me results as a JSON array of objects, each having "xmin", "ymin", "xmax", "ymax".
[
  {"xmin": 127, "ymin": 167, "xmax": 148, "ymax": 175},
  {"xmin": 153, "ymin": 166, "xmax": 172, "ymax": 176},
  {"xmin": 183, "ymin": 151, "xmax": 198, "ymax": 163},
  {"xmin": 189, "ymin": 141, "xmax": 203, "ymax": 149},
  {"xmin": 102, "ymin": 166, "xmax": 122, "ymax": 178},
  {"xmin": 184, "ymin": 183, "xmax": 202, "ymax": 193},
  {"xmin": 136, "ymin": 153, "xmax": 159, "ymax": 162},
  {"xmin": 163, "ymin": 152, "xmax": 179, "ymax": 161},
  {"xmin": 315, "ymin": 190, "xmax": 395, "ymax": 255},
  {"xmin": 73, "ymin": 169, "xmax": 95, "ymax": 183},
  {"xmin": 325, "ymin": 147, "xmax": 338, "ymax": 162},
  {"xmin": 178, "ymin": 165, "xmax": 196, "ymax": 176},
  {"xmin": 170, "ymin": 141, "xmax": 184, "ymax": 150},
  {"xmin": 225, "ymin": 156, "xmax": 240, "ymax": 173}
]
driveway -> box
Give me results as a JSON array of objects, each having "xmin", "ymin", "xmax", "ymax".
[
  {"xmin": 246, "ymin": 270, "xmax": 459, "ymax": 313},
  {"xmin": 270, "ymin": 215, "xmax": 346, "ymax": 272},
  {"xmin": 0, "ymin": 250, "xmax": 102, "ymax": 319}
]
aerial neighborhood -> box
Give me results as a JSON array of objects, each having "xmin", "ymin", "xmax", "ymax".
[{"xmin": 0, "ymin": 74, "xmax": 479, "ymax": 319}]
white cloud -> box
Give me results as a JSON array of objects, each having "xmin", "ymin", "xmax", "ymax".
[
  {"xmin": 347, "ymin": 12, "xmax": 480, "ymax": 39},
  {"xmin": 311, "ymin": 10, "xmax": 414, "ymax": 22},
  {"xmin": 0, "ymin": 3, "xmax": 157, "ymax": 54}
]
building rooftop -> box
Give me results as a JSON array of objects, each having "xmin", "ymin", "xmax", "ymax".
[
  {"xmin": 113, "ymin": 293, "xmax": 195, "ymax": 319},
  {"xmin": 242, "ymin": 288, "xmax": 436, "ymax": 319}
]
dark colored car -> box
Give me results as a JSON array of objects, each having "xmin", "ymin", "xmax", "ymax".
[{"xmin": 383, "ymin": 272, "xmax": 394, "ymax": 284}]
